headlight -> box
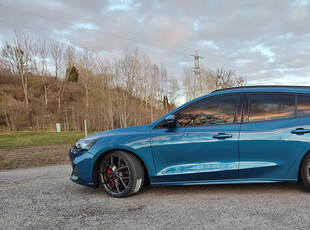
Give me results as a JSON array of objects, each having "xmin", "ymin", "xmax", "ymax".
[{"xmin": 75, "ymin": 138, "xmax": 99, "ymax": 150}]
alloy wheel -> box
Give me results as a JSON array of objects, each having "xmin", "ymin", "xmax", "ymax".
[{"xmin": 100, "ymin": 155, "xmax": 130, "ymax": 195}]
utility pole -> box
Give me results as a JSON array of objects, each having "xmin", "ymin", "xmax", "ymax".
[{"xmin": 190, "ymin": 50, "xmax": 204, "ymax": 97}]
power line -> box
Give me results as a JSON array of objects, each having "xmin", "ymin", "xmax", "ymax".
[
  {"xmin": 0, "ymin": 3, "xmax": 256, "ymax": 74},
  {"xmin": 0, "ymin": 4, "xmax": 191, "ymax": 57},
  {"xmin": 190, "ymin": 50, "xmax": 204, "ymax": 96},
  {"xmin": 0, "ymin": 4, "xmax": 257, "ymax": 76},
  {"xmin": 0, "ymin": 21, "xmax": 184, "ymax": 71}
]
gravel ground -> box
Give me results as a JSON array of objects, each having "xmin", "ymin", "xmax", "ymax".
[{"xmin": 1, "ymin": 165, "xmax": 310, "ymax": 230}]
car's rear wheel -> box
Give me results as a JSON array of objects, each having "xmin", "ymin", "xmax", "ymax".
[
  {"xmin": 99, "ymin": 150, "xmax": 144, "ymax": 198},
  {"xmin": 300, "ymin": 153, "xmax": 310, "ymax": 191}
]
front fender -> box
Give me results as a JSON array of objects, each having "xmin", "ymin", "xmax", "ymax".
[{"xmin": 88, "ymin": 133, "xmax": 157, "ymax": 182}]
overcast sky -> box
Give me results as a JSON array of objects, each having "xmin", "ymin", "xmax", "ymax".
[{"xmin": 0, "ymin": 0, "xmax": 310, "ymax": 86}]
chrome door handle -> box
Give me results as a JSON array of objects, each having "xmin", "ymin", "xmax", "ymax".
[
  {"xmin": 291, "ymin": 128, "xmax": 310, "ymax": 134},
  {"xmin": 213, "ymin": 133, "xmax": 233, "ymax": 139}
]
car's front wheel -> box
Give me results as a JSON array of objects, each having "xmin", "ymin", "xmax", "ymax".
[{"xmin": 99, "ymin": 150, "xmax": 144, "ymax": 198}]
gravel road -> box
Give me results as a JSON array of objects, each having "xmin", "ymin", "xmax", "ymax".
[{"xmin": 1, "ymin": 165, "xmax": 310, "ymax": 230}]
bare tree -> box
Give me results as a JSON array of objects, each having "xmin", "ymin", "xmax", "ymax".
[
  {"xmin": 50, "ymin": 40, "xmax": 64, "ymax": 81},
  {"xmin": 0, "ymin": 57, "xmax": 11, "ymax": 76},
  {"xmin": 149, "ymin": 64, "xmax": 160, "ymax": 122},
  {"xmin": 1, "ymin": 31, "xmax": 34, "ymax": 119},
  {"xmin": 183, "ymin": 68, "xmax": 195, "ymax": 101},
  {"xmin": 141, "ymin": 55, "xmax": 152, "ymax": 122},
  {"xmin": 114, "ymin": 49, "xmax": 144, "ymax": 127},
  {"xmin": 118, "ymin": 48, "xmax": 142, "ymax": 96},
  {"xmin": 78, "ymin": 49, "xmax": 96, "ymax": 119},
  {"xmin": 34, "ymin": 38, "xmax": 50, "ymax": 108},
  {"xmin": 1, "ymin": 31, "xmax": 181, "ymax": 131},
  {"xmin": 1, "ymin": 92, "xmax": 12, "ymax": 131},
  {"xmin": 209, "ymin": 68, "xmax": 246, "ymax": 91},
  {"xmin": 166, "ymin": 77, "xmax": 180, "ymax": 105},
  {"xmin": 50, "ymin": 40, "xmax": 65, "ymax": 119},
  {"xmin": 183, "ymin": 67, "xmax": 246, "ymax": 101},
  {"xmin": 158, "ymin": 64, "xmax": 168, "ymax": 100},
  {"xmin": 97, "ymin": 58, "xmax": 116, "ymax": 130}
]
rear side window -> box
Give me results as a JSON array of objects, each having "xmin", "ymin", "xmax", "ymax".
[
  {"xmin": 176, "ymin": 95, "xmax": 239, "ymax": 127},
  {"xmin": 297, "ymin": 95, "xmax": 310, "ymax": 117},
  {"xmin": 248, "ymin": 94, "xmax": 295, "ymax": 122}
]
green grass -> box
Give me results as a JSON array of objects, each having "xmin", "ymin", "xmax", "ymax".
[{"xmin": 0, "ymin": 132, "xmax": 92, "ymax": 149}]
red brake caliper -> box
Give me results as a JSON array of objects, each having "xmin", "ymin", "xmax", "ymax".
[{"xmin": 107, "ymin": 168, "xmax": 114, "ymax": 184}]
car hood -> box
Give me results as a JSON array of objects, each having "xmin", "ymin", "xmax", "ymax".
[{"xmin": 83, "ymin": 124, "xmax": 153, "ymax": 141}]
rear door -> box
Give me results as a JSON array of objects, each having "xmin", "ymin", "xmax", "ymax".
[{"xmin": 239, "ymin": 93, "xmax": 310, "ymax": 179}]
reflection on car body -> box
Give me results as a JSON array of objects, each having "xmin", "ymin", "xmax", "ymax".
[{"xmin": 69, "ymin": 86, "xmax": 310, "ymax": 197}]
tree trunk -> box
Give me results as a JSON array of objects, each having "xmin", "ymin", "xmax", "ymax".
[
  {"xmin": 20, "ymin": 72, "xmax": 29, "ymax": 121},
  {"xmin": 65, "ymin": 109, "xmax": 69, "ymax": 131},
  {"xmin": 42, "ymin": 111, "xmax": 45, "ymax": 130},
  {"xmin": 44, "ymin": 86, "xmax": 48, "ymax": 108},
  {"xmin": 4, "ymin": 112, "xmax": 12, "ymax": 132},
  {"xmin": 36, "ymin": 114, "xmax": 39, "ymax": 131},
  {"xmin": 58, "ymin": 96, "xmax": 61, "ymax": 121},
  {"xmin": 150, "ymin": 98, "xmax": 154, "ymax": 123}
]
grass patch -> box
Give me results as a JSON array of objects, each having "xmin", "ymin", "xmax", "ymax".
[{"xmin": 0, "ymin": 132, "xmax": 92, "ymax": 149}]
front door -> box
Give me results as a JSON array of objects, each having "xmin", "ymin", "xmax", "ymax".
[{"xmin": 151, "ymin": 94, "xmax": 242, "ymax": 183}]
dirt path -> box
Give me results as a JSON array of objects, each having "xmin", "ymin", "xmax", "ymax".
[{"xmin": 0, "ymin": 144, "xmax": 71, "ymax": 170}]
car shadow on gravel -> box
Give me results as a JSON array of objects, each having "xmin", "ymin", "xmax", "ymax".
[
  {"xmin": 71, "ymin": 182, "xmax": 308, "ymax": 198},
  {"xmin": 145, "ymin": 183, "xmax": 306, "ymax": 194}
]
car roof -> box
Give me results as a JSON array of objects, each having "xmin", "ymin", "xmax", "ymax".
[{"xmin": 210, "ymin": 85, "xmax": 310, "ymax": 95}]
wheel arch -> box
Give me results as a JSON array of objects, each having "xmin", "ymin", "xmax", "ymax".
[
  {"xmin": 298, "ymin": 149, "xmax": 310, "ymax": 180},
  {"xmin": 92, "ymin": 148, "xmax": 150, "ymax": 188},
  {"xmin": 285, "ymin": 143, "xmax": 310, "ymax": 180}
]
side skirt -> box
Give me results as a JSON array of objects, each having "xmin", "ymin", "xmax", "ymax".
[{"xmin": 150, "ymin": 178, "xmax": 297, "ymax": 186}]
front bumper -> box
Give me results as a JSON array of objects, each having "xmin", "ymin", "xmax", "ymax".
[{"xmin": 69, "ymin": 147, "xmax": 95, "ymax": 187}]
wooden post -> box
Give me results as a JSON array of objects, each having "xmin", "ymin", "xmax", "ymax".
[{"xmin": 84, "ymin": 119, "xmax": 87, "ymax": 137}]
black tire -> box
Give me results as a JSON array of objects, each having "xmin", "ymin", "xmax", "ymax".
[
  {"xmin": 300, "ymin": 152, "xmax": 310, "ymax": 191},
  {"xmin": 99, "ymin": 150, "xmax": 144, "ymax": 198}
]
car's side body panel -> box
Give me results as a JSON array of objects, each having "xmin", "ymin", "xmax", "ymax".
[
  {"xmin": 150, "ymin": 124, "xmax": 240, "ymax": 182},
  {"xmin": 239, "ymin": 117, "xmax": 310, "ymax": 179}
]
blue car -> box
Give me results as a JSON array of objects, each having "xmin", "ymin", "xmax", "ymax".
[{"xmin": 69, "ymin": 86, "xmax": 310, "ymax": 197}]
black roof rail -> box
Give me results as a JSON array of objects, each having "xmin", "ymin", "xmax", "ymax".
[{"xmin": 211, "ymin": 85, "xmax": 310, "ymax": 93}]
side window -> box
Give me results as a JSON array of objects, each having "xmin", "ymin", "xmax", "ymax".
[
  {"xmin": 248, "ymin": 94, "xmax": 295, "ymax": 122},
  {"xmin": 297, "ymin": 95, "xmax": 310, "ymax": 117},
  {"xmin": 176, "ymin": 95, "xmax": 239, "ymax": 127}
]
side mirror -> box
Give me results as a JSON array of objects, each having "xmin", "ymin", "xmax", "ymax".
[{"xmin": 163, "ymin": 115, "xmax": 176, "ymax": 128}]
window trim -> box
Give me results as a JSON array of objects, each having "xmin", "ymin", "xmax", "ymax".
[
  {"xmin": 154, "ymin": 93, "xmax": 243, "ymax": 129},
  {"xmin": 243, "ymin": 92, "xmax": 297, "ymax": 124}
]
